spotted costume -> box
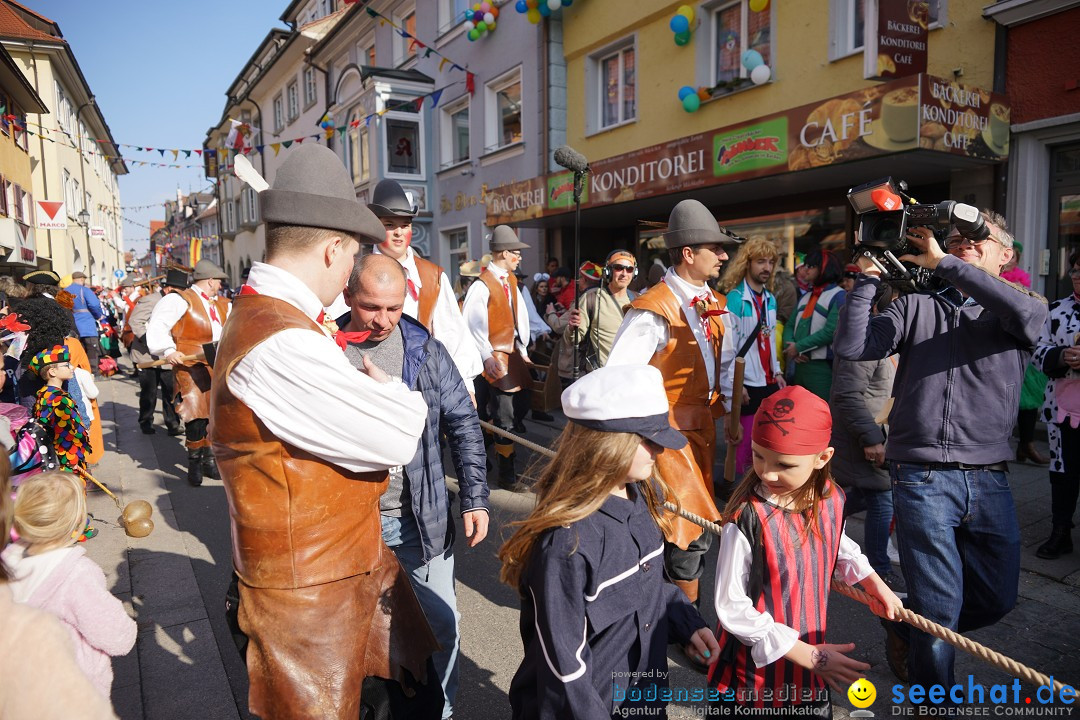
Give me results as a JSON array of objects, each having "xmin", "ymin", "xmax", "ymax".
[{"xmin": 33, "ymin": 386, "xmax": 90, "ymax": 471}]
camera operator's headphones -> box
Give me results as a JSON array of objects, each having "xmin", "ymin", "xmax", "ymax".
[{"xmin": 602, "ymin": 249, "xmax": 638, "ymax": 281}]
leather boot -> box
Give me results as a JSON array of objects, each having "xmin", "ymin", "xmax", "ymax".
[
  {"xmin": 201, "ymin": 448, "xmax": 221, "ymax": 480},
  {"xmin": 1016, "ymin": 442, "xmax": 1051, "ymax": 466},
  {"xmin": 497, "ymin": 450, "xmax": 528, "ymax": 493},
  {"xmin": 187, "ymin": 448, "xmax": 204, "ymax": 487},
  {"xmin": 1036, "ymin": 526, "xmax": 1073, "ymax": 559}
]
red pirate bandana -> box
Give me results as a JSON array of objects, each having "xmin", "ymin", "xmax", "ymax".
[{"xmin": 752, "ymin": 385, "xmax": 832, "ymax": 454}]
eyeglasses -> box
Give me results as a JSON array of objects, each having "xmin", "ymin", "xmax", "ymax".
[
  {"xmin": 1068, "ymin": 268, "xmax": 1080, "ymax": 278},
  {"xmin": 944, "ymin": 235, "xmax": 1005, "ymax": 251},
  {"xmin": 506, "ymin": 250, "xmax": 522, "ymax": 257},
  {"xmin": 609, "ymin": 264, "xmax": 635, "ymax": 273}
]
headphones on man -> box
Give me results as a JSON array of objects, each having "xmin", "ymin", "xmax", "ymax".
[{"xmin": 602, "ymin": 249, "xmax": 639, "ymax": 281}]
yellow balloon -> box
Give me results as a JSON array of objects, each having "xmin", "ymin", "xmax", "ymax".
[
  {"xmin": 125, "ymin": 517, "xmax": 154, "ymax": 538},
  {"xmin": 122, "ymin": 500, "xmax": 153, "ymax": 523},
  {"xmin": 677, "ymin": 4, "xmax": 695, "ymax": 22},
  {"xmin": 749, "ymin": 0, "xmax": 769, "ymax": 12}
]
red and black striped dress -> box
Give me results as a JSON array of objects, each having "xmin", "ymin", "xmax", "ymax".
[{"xmin": 709, "ymin": 483, "xmax": 845, "ymax": 709}]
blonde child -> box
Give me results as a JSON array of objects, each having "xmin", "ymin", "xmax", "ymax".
[
  {"xmin": 709, "ymin": 385, "xmax": 902, "ymax": 717},
  {"xmin": 1, "ymin": 471, "xmax": 137, "ymax": 697},
  {"xmin": 500, "ymin": 365, "xmax": 719, "ymax": 719}
]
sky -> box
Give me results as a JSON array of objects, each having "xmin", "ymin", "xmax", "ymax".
[{"xmin": 22, "ymin": 0, "xmax": 289, "ymax": 257}]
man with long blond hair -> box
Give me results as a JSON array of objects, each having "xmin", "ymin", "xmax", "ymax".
[{"xmin": 719, "ymin": 237, "xmax": 785, "ymax": 480}]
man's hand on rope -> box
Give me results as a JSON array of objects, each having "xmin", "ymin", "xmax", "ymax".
[
  {"xmin": 859, "ymin": 573, "xmax": 904, "ymax": 621},
  {"xmin": 787, "ymin": 640, "xmax": 871, "ymax": 694}
]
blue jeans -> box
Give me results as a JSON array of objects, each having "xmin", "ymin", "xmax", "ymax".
[
  {"xmin": 890, "ymin": 464, "xmax": 1020, "ymax": 691},
  {"xmin": 844, "ymin": 486, "xmax": 895, "ymax": 577},
  {"xmin": 382, "ymin": 513, "xmax": 459, "ymax": 719}
]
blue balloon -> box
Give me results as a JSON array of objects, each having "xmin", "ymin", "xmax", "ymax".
[
  {"xmin": 516, "ymin": 0, "xmax": 527, "ymax": 12},
  {"xmin": 677, "ymin": 85, "xmax": 695, "ymax": 101},
  {"xmin": 561, "ymin": 0, "xmax": 573, "ymax": 5},
  {"xmin": 741, "ymin": 49, "xmax": 764, "ymax": 71},
  {"xmin": 669, "ymin": 14, "xmax": 690, "ymax": 34},
  {"xmin": 538, "ymin": 2, "xmax": 550, "ymax": 16}
]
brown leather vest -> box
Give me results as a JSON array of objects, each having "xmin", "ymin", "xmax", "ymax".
[
  {"xmin": 478, "ymin": 268, "xmax": 520, "ymax": 353},
  {"xmin": 629, "ymin": 280, "xmax": 727, "ymax": 422},
  {"xmin": 172, "ymin": 287, "xmax": 229, "ymax": 356},
  {"xmin": 413, "ymin": 255, "xmax": 442, "ymax": 332},
  {"xmin": 209, "ymin": 294, "xmax": 389, "ymax": 590}
]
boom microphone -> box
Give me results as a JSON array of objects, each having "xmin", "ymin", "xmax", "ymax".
[
  {"xmin": 554, "ymin": 145, "xmax": 590, "ymax": 174},
  {"xmin": 871, "ymin": 187, "xmax": 904, "ymax": 212}
]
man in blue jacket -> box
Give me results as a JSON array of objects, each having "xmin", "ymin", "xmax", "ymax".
[
  {"xmin": 835, "ymin": 210, "xmax": 1048, "ymax": 697},
  {"xmin": 338, "ymin": 252, "xmax": 489, "ymax": 720},
  {"xmin": 68, "ymin": 271, "xmax": 103, "ymax": 373}
]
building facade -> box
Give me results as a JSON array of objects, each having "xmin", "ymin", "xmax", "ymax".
[
  {"xmin": 0, "ymin": 0, "xmax": 126, "ymax": 283},
  {"xmin": 0, "ymin": 42, "xmax": 46, "ymax": 274}
]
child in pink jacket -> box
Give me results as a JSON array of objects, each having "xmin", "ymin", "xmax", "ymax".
[{"xmin": 2, "ymin": 471, "xmax": 136, "ymax": 697}]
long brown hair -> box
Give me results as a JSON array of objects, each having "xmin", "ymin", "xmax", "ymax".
[
  {"xmin": 718, "ymin": 236, "xmax": 780, "ymax": 294},
  {"xmin": 498, "ymin": 424, "xmax": 676, "ymax": 589},
  {"xmin": 722, "ymin": 460, "xmax": 834, "ymax": 539}
]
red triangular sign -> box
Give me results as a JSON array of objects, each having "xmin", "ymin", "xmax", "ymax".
[{"xmin": 38, "ymin": 201, "xmax": 63, "ymax": 220}]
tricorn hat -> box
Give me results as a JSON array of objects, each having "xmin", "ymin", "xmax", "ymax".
[
  {"xmin": 662, "ymin": 199, "xmax": 744, "ymax": 249},
  {"xmin": 368, "ymin": 179, "xmax": 418, "ymax": 218},
  {"xmin": 459, "ymin": 259, "xmax": 483, "ymax": 278},
  {"xmin": 23, "ymin": 270, "xmax": 61, "ymax": 286},
  {"xmin": 489, "ymin": 225, "xmax": 529, "ymax": 253},
  {"xmin": 163, "ymin": 269, "xmax": 189, "ymax": 289},
  {"xmin": 260, "ymin": 144, "xmax": 384, "ymax": 243},
  {"xmin": 192, "ymin": 259, "xmax": 228, "ymax": 281}
]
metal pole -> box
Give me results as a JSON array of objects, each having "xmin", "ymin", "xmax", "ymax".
[
  {"xmin": 571, "ymin": 170, "xmax": 583, "ymax": 380},
  {"xmin": 75, "ymin": 98, "xmax": 95, "ymax": 279}
]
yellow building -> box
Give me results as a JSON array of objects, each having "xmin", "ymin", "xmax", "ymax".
[
  {"xmin": 0, "ymin": 43, "xmax": 45, "ymax": 272},
  {"xmin": 487, "ymin": 0, "xmax": 1008, "ymax": 271}
]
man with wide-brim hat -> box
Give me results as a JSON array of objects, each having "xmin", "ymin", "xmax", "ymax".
[
  {"xmin": 208, "ymin": 143, "xmax": 435, "ymax": 719},
  {"xmin": 461, "ymin": 225, "xmax": 534, "ymax": 492},
  {"xmin": 368, "ymin": 179, "xmax": 482, "ymax": 394},
  {"xmin": 607, "ymin": 198, "xmax": 743, "ymax": 622},
  {"xmin": 147, "ymin": 260, "xmax": 230, "ymax": 486}
]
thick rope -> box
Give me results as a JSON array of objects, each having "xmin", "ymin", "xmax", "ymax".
[{"xmin": 479, "ymin": 420, "xmax": 1073, "ymax": 693}]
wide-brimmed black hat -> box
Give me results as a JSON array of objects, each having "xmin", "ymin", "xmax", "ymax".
[
  {"xmin": 163, "ymin": 269, "xmax": 189, "ymax": 289},
  {"xmin": 662, "ymin": 199, "xmax": 744, "ymax": 249},
  {"xmin": 23, "ymin": 270, "xmax": 61, "ymax": 286},
  {"xmin": 261, "ymin": 144, "xmax": 384, "ymax": 243},
  {"xmin": 367, "ymin": 179, "xmax": 418, "ymax": 218},
  {"xmin": 490, "ymin": 225, "xmax": 529, "ymax": 253}
]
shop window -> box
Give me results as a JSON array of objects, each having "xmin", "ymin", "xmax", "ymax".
[
  {"xmin": 830, "ymin": 0, "xmax": 944, "ymax": 60},
  {"xmin": 595, "ymin": 42, "xmax": 636, "ymax": 130},
  {"xmin": 439, "ymin": 0, "xmax": 471, "ymax": 33},
  {"xmin": 442, "ymin": 226, "xmax": 469, "ymax": 288},
  {"xmin": 485, "ymin": 68, "xmax": 522, "ymax": 153},
  {"xmin": 710, "ymin": 0, "xmax": 772, "ymax": 93},
  {"xmin": 440, "ymin": 95, "xmax": 470, "ymax": 167},
  {"xmin": 383, "ymin": 99, "xmax": 424, "ymax": 178}
]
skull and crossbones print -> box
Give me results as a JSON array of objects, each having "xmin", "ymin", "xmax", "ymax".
[{"xmin": 758, "ymin": 398, "xmax": 796, "ymax": 435}]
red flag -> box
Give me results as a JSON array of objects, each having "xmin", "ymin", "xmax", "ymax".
[{"xmin": 466, "ymin": 72, "xmax": 475, "ymax": 95}]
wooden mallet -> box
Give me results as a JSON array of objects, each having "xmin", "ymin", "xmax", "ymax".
[{"xmin": 723, "ymin": 357, "xmax": 746, "ymax": 484}]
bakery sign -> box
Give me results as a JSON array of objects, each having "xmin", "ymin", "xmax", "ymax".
[
  {"xmin": 864, "ymin": 0, "xmax": 929, "ymax": 80},
  {"xmin": 485, "ymin": 74, "xmax": 1008, "ymax": 226}
]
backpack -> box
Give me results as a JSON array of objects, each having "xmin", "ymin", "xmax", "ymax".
[
  {"xmin": 8, "ymin": 421, "xmax": 61, "ymax": 486},
  {"xmin": 98, "ymin": 356, "xmax": 119, "ymax": 377}
]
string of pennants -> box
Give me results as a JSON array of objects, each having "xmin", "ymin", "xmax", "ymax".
[{"xmin": 361, "ymin": 6, "xmax": 476, "ymax": 95}]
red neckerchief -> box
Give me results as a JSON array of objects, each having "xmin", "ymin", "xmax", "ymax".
[
  {"xmin": 688, "ymin": 292, "xmax": 726, "ymax": 342},
  {"xmin": 749, "ymin": 286, "xmax": 775, "ymax": 384},
  {"xmin": 199, "ymin": 290, "xmax": 221, "ymax": 324},
  {"xmin": 407, "ymin": 278, "xmax": 419, "ymax": 301},
  {"xmin": 333, "ymin": 329, "xmax": 372, "ymax": 352}
]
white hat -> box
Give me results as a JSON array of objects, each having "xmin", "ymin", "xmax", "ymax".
[{"xmin": 561, "ymin": 365, "xmax": 687, "ymax": 449}]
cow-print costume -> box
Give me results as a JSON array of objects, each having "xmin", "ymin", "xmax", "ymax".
[{"xmin": 1032, "ymin": 294, "xmax": 1080, "ymax": 474}]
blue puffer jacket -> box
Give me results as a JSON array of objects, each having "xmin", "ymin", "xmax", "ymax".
[
  {"xmin": 367, "ymin": 314, "xmax": 489, "ymax": 563},
  {"xmin": 69, "ymin": 284, "xmax": 103, "ymax": 338}
]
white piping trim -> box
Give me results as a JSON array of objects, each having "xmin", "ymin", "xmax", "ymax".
[
  {"xmin": 583, "ymin": 543, "xmax": 664, "ymax": 603},
  {"xmin": 530, "ymin": 586, "xmax": 588, "ymax": 683}
]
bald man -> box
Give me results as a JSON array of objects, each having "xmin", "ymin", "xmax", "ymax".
[{"xmin": 338, "ymin": 253, "xmax": 489, "ymax": 720}]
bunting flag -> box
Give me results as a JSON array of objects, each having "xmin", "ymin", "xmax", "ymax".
[
  {"xmin": 364, "ymin": 6, "xmax": 471, "ymax": 85},
  {"xmin": 189, "ymin": 237, "xmax": 203, "ymax": 267}
]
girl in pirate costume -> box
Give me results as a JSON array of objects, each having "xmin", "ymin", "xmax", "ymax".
[
  {"xmin": 709, "ymin": 385, "xmax": 902, "ymax": 717},
  {"xmin": 500, "ymin": 365, "xmax": 719, "ymax": 720}
]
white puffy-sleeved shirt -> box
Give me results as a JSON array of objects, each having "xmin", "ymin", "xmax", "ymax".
[
  {"xmin": 145, "ymin": 285, "xmax": 225, "ymax": 357},
  {"xmin": 374, "ymin": 245, "xmax": 483, "ymax": 391},
  {"xmin": 606, "ymin": 267, "xmax": 720, "ymax": 388},
  {"xmin": 461, "ymin": 262, "xmax": 532, "ymax": 361},
  {"xmin": 224, "ymin": 261, "xmax": 426, "ymax": 473}
]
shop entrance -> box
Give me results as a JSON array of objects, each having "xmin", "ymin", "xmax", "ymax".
[{"xmin": 1048, "ymin": 143, "xmax": 1080, "ymax": 301}]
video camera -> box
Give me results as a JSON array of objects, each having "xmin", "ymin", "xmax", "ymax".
[{"xmin": 846, "ymin": 177, "xmax": 988, "ymax": 291}]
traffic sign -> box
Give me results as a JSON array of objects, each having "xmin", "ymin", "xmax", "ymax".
[{"xmin": 114, "ymin": 269, "xmax": 125, "ymax": 280}]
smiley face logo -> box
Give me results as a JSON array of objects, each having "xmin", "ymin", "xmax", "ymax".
[{"xmin": 848, "ymin": 678, "xmax": 876, "ymax": 708}]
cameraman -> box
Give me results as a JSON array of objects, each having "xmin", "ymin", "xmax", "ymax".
[{"xmin": 834, "ymin": 210, "xmax": 1047, "ymax": 694}]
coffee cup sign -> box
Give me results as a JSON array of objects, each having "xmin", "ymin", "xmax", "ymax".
[{"xmin": 881, "ymin": 87, "xmax": 919, "ymax": 142}]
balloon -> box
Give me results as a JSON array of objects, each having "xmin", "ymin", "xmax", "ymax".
[
  {"xmin": 682, "ymin": 94, "xmax": 701, "ymax": 113},
  {"xmin": 674, "ymin": 30, "xmax": 691, "ymax": 46},
  {"xmin": 538, "ymin": 3, "xmax": 550, "ymax": 16},
  {"xmin": 122, "ymin": 500, "xmax": 153, "ymax": 522},
  {"xmin": 697, "ymin": 87, "xmax": 711, "ymax": 101},
  {"xmin": 562, "ymin": 0, "xmax": 573, "ymax": 5},
  {"xmin": 526, "ymin": 0, "xmax": 538, "ymax": 7},
  {"xmin": 474, "ymin": 9, "xmax": 484, "ymax": 21},
  {"xmin": 751, "ymin": 64, "xmax": 772, "ymax": 84},
  {"xmin": 741, "ymin": 49, "xmax": 764, "ymax": 70},
  {"xmin": 515, "ymin": 0, "xmax": 527, "ymax": 11},
  {"xmin": 480, "ymin": 1, "xmax": 491, "ymax": 11},
  {"xmin": 669, "ymin": 14, "xmax": 689, "ymax": 33},
  {"xmin": 469, "ymin": 28, "xmax": 480, "ymax": 40},
  {"xmin": 125, "ymin": 517, "xmax": 154, "ymax": 538},
  {"xmin": 677, "ymin": 4, "xmax": 695, "ymax": 22},
  {"xmin": 547, "ymin": 0, "xmax": 561, "ymax": 10},
  {"xmin": 464, "ymin": 20, "xmax": 474, "ymax": 30},
  {"xmin": 527, "ymin": 7, "xmax": 541, "ymax": 22},
  {"xmin": 750, "ymin": 0, "xmax": 769, "ymax": 10},
  {"xmin": 473, "ymin": 3, "xmax": 481, "ymax": 10},
  {"xmin": 484, "ymin": 12, "xmax": 495, "ymax": 23},
  {"xmin": 677, "ymin": 85, "xmax": 695, "ymax": 101},
  {"xmin": 491, "ymin": 6, "xmax": 499, "ymax": 17},
  {"xmin": 488, "ymin": 20, "xmax": 496, "ymax": 31},
  {"xmin": 476, "ymin": 20, "xmax": 487, "ymax": 31}
]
